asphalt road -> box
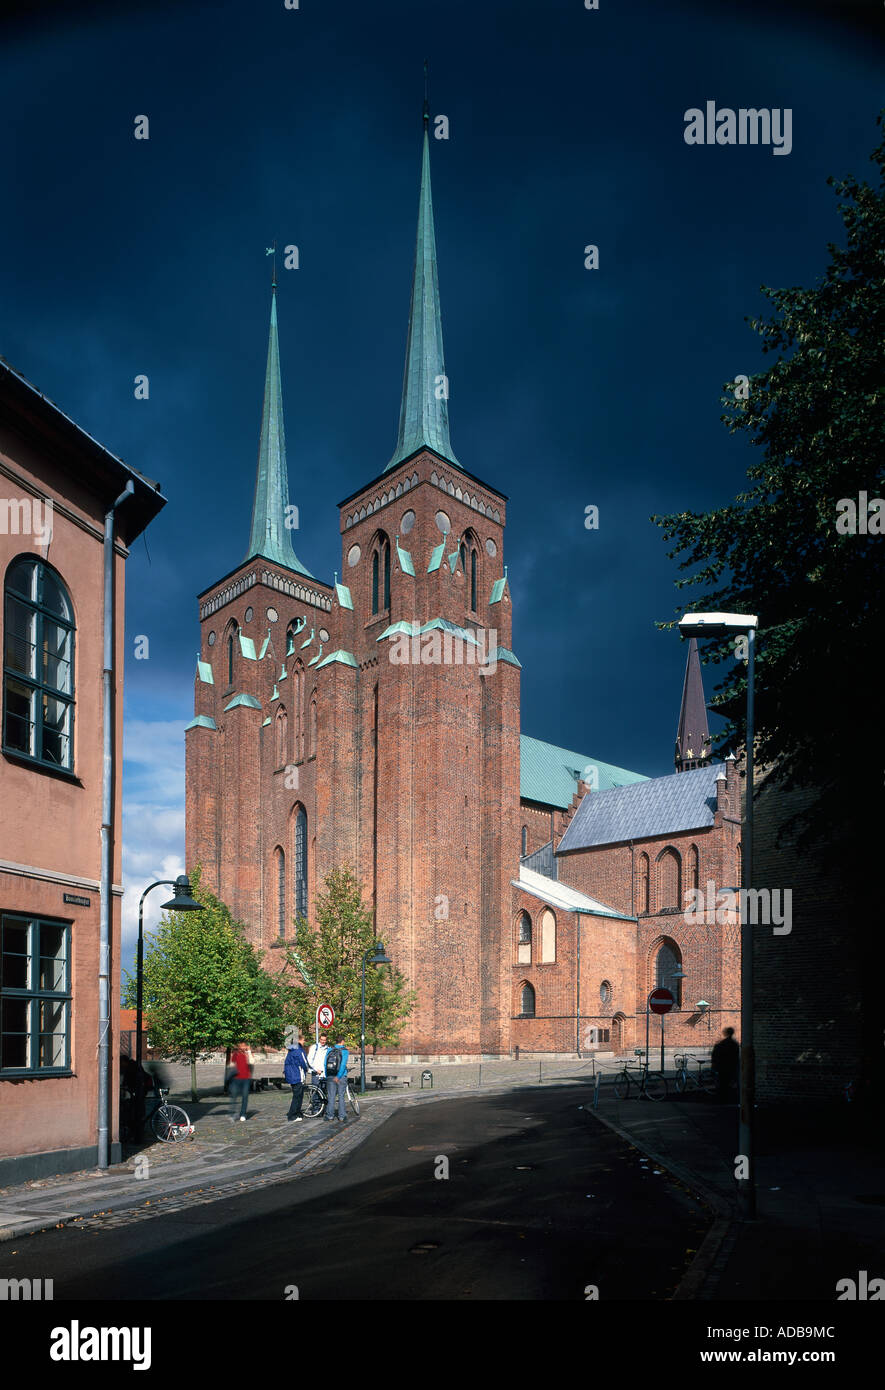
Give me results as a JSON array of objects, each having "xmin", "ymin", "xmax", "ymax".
[{"xmin": 0, "ymin": 1086, "xmax": 711, "ymax": 1300}]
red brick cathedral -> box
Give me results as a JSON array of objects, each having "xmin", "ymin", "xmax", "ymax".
[{"xmin": 185, "ymin": 116, "xmax": 740, "ymax": 1059}]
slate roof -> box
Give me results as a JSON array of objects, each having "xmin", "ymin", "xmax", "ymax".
[
  {"xmin": 557, "ymin": 762, "xmax": 724, "ymax": 852},
  {"xmin": 513, "ymin": 866, "xmax": 635, "ymax": 922},
  {"xmin": 520, "ymin": 734, "xmax": 648, "ymax": 810}
]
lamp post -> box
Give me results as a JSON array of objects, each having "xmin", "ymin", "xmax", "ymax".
[
  {"xmin": 360, "ymin": 942, "xmax": 392, "ymax": 1094},
  {"xmin": 668, "ymin": 964, "xmax": 685, "ymax": 1073},
  {"xmin": 678, "ymin": 611, "xmax": 757, "ymax": 1219},
  {"xmin": 135, "ymin": 876, "xmax": 203, "ymax": 1066}
]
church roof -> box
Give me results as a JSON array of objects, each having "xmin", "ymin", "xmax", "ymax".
[
  {"xmin": 385, "ymin": 120, "xmax": 460, "ymax": 474},
  {"xmin": 513, "ymin": 866, "xmax": 636, "ymax": 921},
  {"xmin": 245, "ymin": 287, "xmax": 314, "ymax": 578},
  {"xmin": 520, "ymin": 734, "xmax": 648, "ymax": 809},
  {"xmin": 675, "ymin": 637, "xmax": 712, "ymax": 769},
  {"xmin": 557, "ymin": 762, "xmax": 725, "ymax": 852}
]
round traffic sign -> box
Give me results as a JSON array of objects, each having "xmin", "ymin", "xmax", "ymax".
[
  {"xmin": 648, "ymin": 988, "xmax": 675, "ymax": 1016},
  {"xmin": 317, "ymin": 1004, "xmax": 335, "ymax": 1029}
]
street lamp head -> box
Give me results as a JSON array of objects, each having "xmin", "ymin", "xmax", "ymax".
[
  {"xmin": 370, "ymin": 942, "xmax": 392, "ymax": 967},
  {"xmin": 160, "ymin": 875, "xmax": 203, "ymax": 912},
  {"xmin": 696, "ymin": 999, "xmax": 710, "ymax": 1011},
  {"xmin": 678, "ymin": 612, "xmax": 758, "ymax": 637}
]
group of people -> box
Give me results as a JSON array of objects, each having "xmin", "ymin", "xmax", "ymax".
[
  {"xmin": 283, "ymin": 1032, "xmax": 353, "ymax": 1123},
  {"xmin": 226, "ymin": 1031, "xmax": 354, "ymax": 1124}
]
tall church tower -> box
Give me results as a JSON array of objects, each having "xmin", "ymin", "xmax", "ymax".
[
  {"xmin": 674, "ymin": 638, "xmax": 712, "ymax": 771},
  {"xmin": 185, "ymin": 105, "xmax": 521, "ymax": 1057}
]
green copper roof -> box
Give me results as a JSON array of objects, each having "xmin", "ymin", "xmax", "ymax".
[
  {"xmin": 224, "ymin": 693, "xmax": 262, "ymax": 711},
  {"xmin": 197, "ymin": 660, "xmax": 214, "ymax": 684},
  {"xmin": 300, "ymin": 628, "xmax": 315, "ymax": 649},
  {"xmin": 185, "ymin": 714, "xmax": 217, "ymax": 731},
  {"xmin": 489, "ymin": 577, "xmax": 507, "ymax": 604},
  {"xmin": 420, "ymin": 617, "xmax": 480, "ymax": 646},
  {"xmin": 259, "ymin": 632, "xmax": 271, "ymax": 660},
  {"xmin": 238, "ymin": 634, "xmax": 257, "ymax": 661},
  {"xmin": 376, "ymin": 620, "xmax": 416, "ymax": 641},
  {"xmin": 261, "ymin": 717, "xmax": 272, "ymax": 727},
  {"xmin": 317, "ymin": 649, "xmax": 359, "ymax": 669},
  {"xmin": 493, "ymin": 646, "xmax": 521, "ymax": 668},
  {"xmin": 385, "ymin": 129, "xmax": 460, "ymax": 474},
  {"xmin": 520, "ymin": 733, "xmax": 648, "ymax": 809},
  {"xmin": 427, "ymin": 541, "xmax": 445, "ymax": 572},
  {"xmin": 396, "ymin": 538, "xmax": 415, "ymax": 576},
  {"xmin": 335, "ymin": 582, "xmax": 354, "ymax": 610},
  {"xmin": 245, "ymin": 288, "xmax": 314, "ymax": 578}
]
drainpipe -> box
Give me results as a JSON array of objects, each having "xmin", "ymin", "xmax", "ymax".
[
  {"xmin": 575, "ymin": 910, "xmax": 581, "ymax": 1057},
  {"xmin": 98, "ymin": 480, "xmax": 134, "ymax": 1169}
]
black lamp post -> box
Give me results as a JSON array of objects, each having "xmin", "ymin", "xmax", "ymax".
[
  {"xmin": 360, "ymin": 942, "xmax": 392, "ymax": 1094},
  {"xmin": 135, "ymin": 876, "xmax": 202, "ymax": 1066},
  {"xmin": 678, "ymin": 611, "xmax": 758, "ymax": 1220}
]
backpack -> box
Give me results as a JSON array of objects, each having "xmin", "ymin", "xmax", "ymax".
[{"xmin": 324, "ymin": 1046, "xmax": 342, "ymax": 1078}]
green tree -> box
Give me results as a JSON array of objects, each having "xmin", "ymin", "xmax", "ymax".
[
  {"xmin": 123, "ymin": 866, "xmax": 296, "ymax": 1100},
  {"xmin": 652, "ymin": 112, "xmax": 885, "ymax": 861},
  {"xmin": 285, "ymin": 867, "xmax": 416, "ymax": 1053}
]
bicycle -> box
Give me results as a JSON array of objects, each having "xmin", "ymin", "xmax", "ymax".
[
  {"xmin": 149, "ymin": 1087, "xmax": 194, "ymax": 1142},
  {"xmin": 305, "ymin": 1074, "xmax": 360, "ymax": 1118},
  {"xmin": 673, "ymin": 1053, "xmax": 717, "ymax": 1095},
  {"xmin": 612, "ymin": 1059, "xmax": 668, "ymax": 1101}
]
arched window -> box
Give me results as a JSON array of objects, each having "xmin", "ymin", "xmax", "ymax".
[
  {"xmin": 293, "ymin": 663, "xmax": 304, "ymax": 760},
  {"xmin": 371, "ymin": 536, "xmax": 391, "ymax": 616},
  {"xmin": 519, "ymin": 982, "xmax": 535, "ymax": 1018},
  {"xmin": 275, "ymin": 847, "xmax": 286, "ymax": 937},
  {"xmin": 293, "ymin": 807, "xmax": 308, "ymax": 920},
  {"xmin": 309, "ymin": 699, "xmax": 317, "ymax": 757},
  {"xmin": 275, "ymin": 708, "xmax": 287, "ymax": 767},
  {"xmin": 470, "ymin": 549, "xmax": 477, "ymax": 610},
  {"xmin": 654, "ymin": 940, "xmax": 682, "ymax": 1006},
  {"xmin": 658, "ymin": 848, "xmax": 681, "ymax": 910},
  {"xmin": 638, "ymin": 853, "xmax": 650, "ymax": 913},
  {"xmin": 736, "ymin": 841, "xmax": 742, "ymax": 887},
  {"xmin": 600, "ymin": 980, "xmax": 613, "ymax": 1005},
  {"xmin": 688, "ymin": 844, "xmax": 700, "ymax": 893},
  {"xmin": 226, "ymin": 622, "xmax": 239, "ymax": 688},
  {"xmin": 521, "ymin": 825, "xmax": 528, "ymax": 857},
  {"xmin": 3, "ymin": 557, "xmax": 74, "ymax": 770},
  {"xmin": 517, "ymin": 911, "xmax": 532, "ymax": 964},
  {"xmin": 540, "ymin": 908, "xmax": 556, "ymax": 963}
]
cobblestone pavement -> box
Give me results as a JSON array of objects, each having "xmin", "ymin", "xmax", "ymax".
[{"xmin": 0, "ymin": 1071, "xmax": 598, "ymax": 1241}]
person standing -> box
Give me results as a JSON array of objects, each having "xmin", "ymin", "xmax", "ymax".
[
  {"xmin": 307, "ymin": 1033, "xmax": 329, "ymax": 1085},
  {"xmin": 284, "ymin": 1033, "xmax": 310, "ymax": 1122},
  {"xmin": 228, "ymin": 1042, "xmax": 253, "ymax": 1122},
  {"xmin": 711, "ymin": 1026, "xmax": 740, "ymax": 1104},
  {"xmin": 324, "ymin": 1036, "xmax": 350, "ymax": 1123}
]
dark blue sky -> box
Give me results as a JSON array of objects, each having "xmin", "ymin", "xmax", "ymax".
[{"xmin": 2, "ymin": 0, "xmax": 882, "ymax": 943}]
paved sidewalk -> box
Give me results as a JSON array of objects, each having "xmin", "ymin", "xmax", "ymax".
[{"xmin": 589, "ymin": 1090, "xmax": 885, "ymax": 1301}]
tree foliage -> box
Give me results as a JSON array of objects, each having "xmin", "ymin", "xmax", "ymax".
[
  {"xmin": 652, "ymin": 112, "xmax": 885, "ymax": 859},
  {"xmin": 123, "ymin": 865, "xmax": 295, "ymax": 1095},
  {"xmin": 285, "ymin": 867, "xmax": 416, "ymax": 1050}
]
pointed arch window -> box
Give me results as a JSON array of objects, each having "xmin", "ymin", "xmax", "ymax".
[
  {"xmin": 293, "ymin": 807, "xmax": 308, "ymax": 921},
  {"xmin": 519, "ymin": 982, "xmax": 535, "ymax": 1018},
  {"xmin": 226, "ymin": 624, "xmax": 239, "ymax": 688},
  {"xmin": 293, "ymin": 663, "xmax": 304, "ymax": 760},
  {"xmin": 470, "ymin": 549, "xmax": 477, "ymax": 610},
  {"xmin": 275, "ymin": 708, "xmax": 288, "ymax": 768},
  {"xmin": 540, "ymin": 908, "xmax": 556, "ymax": 963},
  {"xmin": 3, "ymin": 557, "xmax": 74, "ymax": 771},
  {"xmin": 275, "ymin": 847, "xmax": 286, "ymax": 937},
  {"xmin": 688, "ymin": 844, "xmax": 700, "ymax": 893},
  {"xmin": 521, "ymin": 825, "xmax": 528, "ymax": 857},
  {"xmin": 658, "ymin": 848, "xmax": 681, "ymax": 911},
  {"xmin": 309, "ymin": 698, "xmax": 317, "ymax": 758},
  {"xmin": 638, "ymin": 853, "xmax": 650, "ymax": 914},
  {"xmin": 371, "ymin": 537, "xmax": 391, "ymax": 616},
  {"xmin": 654, "ymin": 940, "xmax": 682, "ymax": 1006},
  {"xmin": 517, "ymin": 911, "xmax": 532, "ymax": 964}
]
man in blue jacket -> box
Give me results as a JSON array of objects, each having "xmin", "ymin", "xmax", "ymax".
[
  {"xmin": 284, "ymin": 1034, "xmax": 310, "ymax": 1122},
  {"xmin": 324, "ymin": 1035, "xmax": 350, "ymax": 1123}
]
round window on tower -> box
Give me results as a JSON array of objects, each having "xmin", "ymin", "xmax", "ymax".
[
  {"xmin": 319, "ymin": 628, "xmax": 330, "ymax": 643},
  {"xmin": 207, "ymin": 631, "xmax": 216, "ymax": 646},
  {"xmin": 486, "ymin": 538, "xmax": 497, "ymax": 558},
  {"xmin": 347, "ymin": 544, "xmax": 361, "ymax": 568},
  {"xmin": 400, "ymin": 509, "xmax": 416, "ymax": 534},
  {"xmin": 435, "ymin": 510, "xmax": 451, "ymax": 535},
  {"xmin": 600, "ymin": 980, "xmax": 613, "ymax": 1005},
  {"xmin": 266, "ymin": 608, "xmax": 279, "ymax": 623},
  {"xmin": 244, "ymin": 606, "xmax": 254, "ymax": 623}
]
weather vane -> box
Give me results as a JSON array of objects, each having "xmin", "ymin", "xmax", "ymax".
[{"xmin": 265, "ymin": 241, "xmax": 277, "ymax": 289}]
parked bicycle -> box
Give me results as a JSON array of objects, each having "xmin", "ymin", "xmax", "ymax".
[
  {"xmin": 673, "ymin": 1053, "xmax": 717, "ymax": 1095},
  {"xmin": 304, "ymin": 1075, "xmax": 360, "ymax": 1118},
  {"xmin": 121, "ymin": 1085, "xmax": 193, "ymax": 1143},
  {"xmin": 612, "ymin": 1059, "xmax": 668, "ymax": 1101}
]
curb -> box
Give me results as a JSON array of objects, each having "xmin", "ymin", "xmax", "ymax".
[{"xmin": 586, "ymin": 1103, "xmax": 738, "ymax": 1301}]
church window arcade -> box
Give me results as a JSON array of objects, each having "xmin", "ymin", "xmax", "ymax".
[
  {"xmin": 657, "ymin": 848, "xmax": 681, "ymax": 911},
  {"xmin": 371, "ymin": 535, "xmax": 391, "ymax": 616}
]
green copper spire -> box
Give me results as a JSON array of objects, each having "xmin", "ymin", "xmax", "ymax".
[
  {"xmin": 385, "ymin": 115, "xmax": 460, "ymax": 473},
  {"xmin": 246, "ymin": 284, "xmax": 314, "ymax": 576}
]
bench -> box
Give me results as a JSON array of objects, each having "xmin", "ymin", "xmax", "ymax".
[{"xmin": 370, "ymin": 1074, "xmax": 412, "ymax": 1089}]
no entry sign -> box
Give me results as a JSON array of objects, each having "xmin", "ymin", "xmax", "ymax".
[
  {"xmin": 648, "ymin": 988, "xmax": 675, "ymax": 1016},
  {"xmin": 317, "ymin": 1004, "xmax": 335, "ymax": 1030}
]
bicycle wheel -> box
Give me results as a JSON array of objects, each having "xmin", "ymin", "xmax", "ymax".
[
  {"xmin": 612, "ymin": 1070, "xmax": 631, "ymax": 1100},
  {"xmin": 151, "ymin": 1103, "xmax": 192, "ymax": 1142},
  {"xmin": 347, "ymin": 1085, "xmax": 360, "ymax": 1117},
  {"xmin": 674, "ymin": 1069, "xmax": 689, "ymax": 1093},
  {"xmin": 642, "ymin": 1072, "xmax": 668, "ymax": 1101},
  {"xmin": 700, "ymin": 1067, "xmax": 717, "ymax": 1095},
  {"xmin": 305, "ymin": 1085, "xmax": 325, "ymax": 1118}
]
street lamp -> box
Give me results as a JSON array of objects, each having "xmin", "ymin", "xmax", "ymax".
[
  {"xmin": 360, "ymin": 942, "xmax": 392, "ymax": 1094},
  {"xmin": 135, "ymin": 876, "xmax": 202, "ymax": 1066},
  {"xmin": 678, "ymin": 611, "xmax": 757, "ymax": 1219}
]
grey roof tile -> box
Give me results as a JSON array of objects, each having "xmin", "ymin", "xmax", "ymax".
[{"xmin": 557, "ymin": 763, "xmax": 723, "ymax": 851}]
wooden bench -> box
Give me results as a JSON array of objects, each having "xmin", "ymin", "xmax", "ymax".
[{"xmin": 370, "ymin": 1074, "xmax": 412, "ymax": 1089}]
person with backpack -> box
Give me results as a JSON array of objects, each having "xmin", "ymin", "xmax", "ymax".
[
  {"xmin": 284, "ymin": 1033, "xmax": 310, "ymax": 1122},
  {"xmin": 324, "ymin": 1036, "xmax": 350, "ymax": 1123}
]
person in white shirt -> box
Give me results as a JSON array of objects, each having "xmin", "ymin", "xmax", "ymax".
[{"xmin": 307, "ymin": 1034, "xmax": 328, "ymax": 1082}]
